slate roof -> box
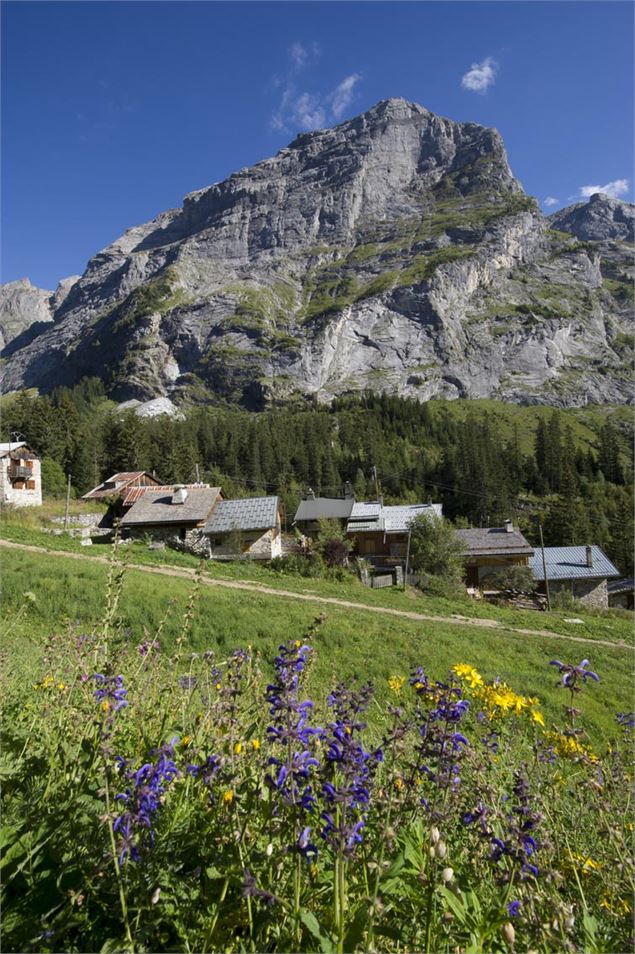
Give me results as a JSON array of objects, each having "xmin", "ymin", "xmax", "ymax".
[
  {"xmin": 205, "ymin": 496, "xmax": 280, "ymax": 534},
  {"xmin": 120, "ymin": 487, "xmax": 221, "ymax": 526},
  {"xmin": 349, "ymin": 501, "xmax": 382, "ymax": 520},
  {"xmin": 0, "ymin": 441, "xmax": 38, "ymax": 460},
  {"xmin": 0, "ymin": 441, "xmax": 25, "ymax": 457},
  {"xmin": 294, "ymin": 497, "xmax": 355, "ymax": 522},
  {"xmin": 347, "ymin": 502, "xmax": 443, "ymax": 534},
  {"xmin": 607, "ymin": 576, "xmax": 634, "ymax": 595},
  {"xmin": 83, "ymin": 472, "xmax": 160, "ymax": 500},
  {"xmin": 530, "ymin": 546, "xmax": 620, "ymax": 582},
  {"xmin": 455, "ymin": 527, "xmax": 534, "ymax": 557}
]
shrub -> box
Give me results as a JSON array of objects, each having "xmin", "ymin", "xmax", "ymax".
[
  {"xmin": 485, "ymin": 565, "xmax": 537, "ymax": 595},
  {"xmin": 409, "ymin": 514, "xmax": 466, "ymax": 584}
]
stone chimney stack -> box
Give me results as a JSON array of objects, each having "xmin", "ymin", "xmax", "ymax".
[
  {"xmin": 172, "ymin": 485, "xmax": 188, "ymax": 505},
  {"xmin": 586, "ymin": 545, "xmax": 593, "ymax": 568},
  {"xmin": 505, "ymin": 519, "xmax": 513, "ymax": 533}
]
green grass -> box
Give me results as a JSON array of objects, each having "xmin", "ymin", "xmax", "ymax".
[
  {"xmin": 2, "ymin": 520, "xmax": 632, "ymax": 646},
  {"xmin": 2, "ymin": 547, "xmax": 631, "ymax": 746}
]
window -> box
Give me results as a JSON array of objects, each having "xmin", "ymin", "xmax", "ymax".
[{"xmin": 179, "ymin": 528, "xmax": 187, "ymax": 540}]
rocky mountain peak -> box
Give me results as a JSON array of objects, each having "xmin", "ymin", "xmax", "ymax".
[
  {"xmin": 1, "ymin": 98, "xmax": 632, "ymax": 409},
  {"xmin": 549, "ymin": 193, "xmax": 635, "ymax": 242}
]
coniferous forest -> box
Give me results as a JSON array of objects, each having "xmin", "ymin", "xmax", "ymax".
[{"xmin": 2, "ymin": 380, "xmax": 633, "ymax": 574}]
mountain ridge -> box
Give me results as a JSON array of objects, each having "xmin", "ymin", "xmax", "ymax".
[{"xmin": 1, "ymin": 97, "xmax": 633, "ymax": 410}]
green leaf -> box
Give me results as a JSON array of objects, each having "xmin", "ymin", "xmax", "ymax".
[
  {"xmin": 344, "ymin": 902, "xmax": 369, "ymax": 951},
  {"xmin": 299, "ymin": 909, "xmax": 335, "ymax": 954}
]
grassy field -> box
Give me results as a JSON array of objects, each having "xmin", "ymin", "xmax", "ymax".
[
  {"xmin": 1, "ymin": 519, "xmax": 632, "ymax": 645},
  {"xmin": 2, "ymin": 545, "xmax": 632, "ymax": 746}
]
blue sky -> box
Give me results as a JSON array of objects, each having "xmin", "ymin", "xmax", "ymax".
[{"xmin": 2, "ymin": 0, "xmax": 633, "ymax": 289}]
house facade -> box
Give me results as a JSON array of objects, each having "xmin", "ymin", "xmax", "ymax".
[
  {"xmin": 347, "ymin": 502, "xmax": 443, "ymax": 565},
  {"xmin": 529, "ymin": 545, "xmax": 620, "ymax": 609},
  {"xmin": 607, "ymin": 577, "xmax": 634, "ymax": 611},
  {"xmin": 204, "ymin": 496, "xmax": 282, "ymax": 560},
  {"xmin": 120, "ymin": 486, "xmax": 222, "ymax": 555},
  {"xmin": 0, "ymin": 442, "xmax": 42, "ymax": 507},
  {"xmin": 455, "ymin": 523, "xmax": 534, "ymax": 587}
]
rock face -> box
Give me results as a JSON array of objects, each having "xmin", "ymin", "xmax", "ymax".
[
  {"xmin": 0, "ymin": 275, "xmax": 80, "ymax": 353},
  {"xmin": 548, "ymin": 193, "xmax": 634, "ymax": 243},
  {"xmin": 1, "ymin": 98, "xmax": 633, "ymax": 408}
]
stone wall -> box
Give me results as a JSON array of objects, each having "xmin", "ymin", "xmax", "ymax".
[
  {"xmin": 550, "ymin": 578, "xmax": 609, "ymax": 610},
  {"xmin": 209, "ymin": 528, "xmax": 281, "ymax": 561},
  {"xmin": 125, "ymin": 525, "xmax": 210, "ymax": 557}
]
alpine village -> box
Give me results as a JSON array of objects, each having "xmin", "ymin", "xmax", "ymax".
[{"xmin": 1, "ymin": 48, "xmax": 634, "ymax": 954}]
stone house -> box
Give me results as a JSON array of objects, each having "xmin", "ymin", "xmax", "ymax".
[
  {"xmin": 347, "ymin": 502, "xmax": 443, "ymax": 565},
  {"xmin": 0, "ymin": 442, "xmax": 42, "ymax": 507},
  {"xmin": 204, "ymin": 496, "xmax": 282, "ymax": 560},
  {"xmin": 455, "ymin": 522, "xmax": 534, "ymax": 588},
  {"xmin": 119, "ymin": 486, "xmax": 222, "ymax": 555},
  {"xmin": 607, "ymin": 577, "xmax": 634, "ymax": 611},
  {"xmin": 529, "ymin": 545, "xmax": 620, "ymax": 609}
]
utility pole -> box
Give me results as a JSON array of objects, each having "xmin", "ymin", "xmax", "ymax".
[
  {"xmin": 195, "ymin": 463, "xmax": 200, "ymax": 483},
  {"xmin": 539, "ymin": 522, "xmax": 551, "ymax": 611},
  {"xmin": 64, "ymin": 473, "xmax": 72, "ymax": 532},
  {"xmin": 404, "ymin": 526, "xmax": 412, "ymax": 591}
]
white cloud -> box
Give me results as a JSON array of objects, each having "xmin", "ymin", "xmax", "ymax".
[
  {"xmin": 329, "ymin": 73, "xmax": 362, "ymax": 119},
  {"xmin": 543, "ymin": 196, "xmax": 559, "ymax": 208},
  {"xmin": 271, "ymin": 42, "xmax": 361, "ymax": 132},
  {"xmin": 579, "ymin": 178, "xmax": 629, "ymax": 200},
  {"xmin": 289, "ymin": 42, "xmax": 308, "ymax": 69},
  {"xmin": 461, "ymin": 56, "xmax": 497, "ymax": 94}
]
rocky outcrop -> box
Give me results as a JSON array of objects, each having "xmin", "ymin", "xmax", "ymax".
[
  {"xmin": 549, "ymin": 193, "xmax": 634, "ymax": 243},
  {"xmin": 1, "ymin": 99, "xmax": 633, "ymax": 408},
  {"xmin": 0, "ymin": 275, "xmax": 80, "ymax": 354}
]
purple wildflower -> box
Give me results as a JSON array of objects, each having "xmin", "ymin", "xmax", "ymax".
[
  {"xmin": 93, "ymin": 674, "xmax": 128, "ymax": 713},
  {"xmin": 265, "ymin": 639, "xmax": 322, "ymax": 821},
  {"xmin": 319, "ymin": 681, "xmax": 381, "ymax": 858},
  {"xmin": 549, "ymin": 659, "xmax": 599, "ymax": 690},
  {"xmin": 507, "ymin": 900, "xmax": 521, "ymax": 917},
  {"xmin": 113, "ymin": 741, "xmax": 179, "ymax": 864}
]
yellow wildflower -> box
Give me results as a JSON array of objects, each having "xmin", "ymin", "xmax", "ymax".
[
  {"xmin": 223, "ymin": 790, "xmax": 234, "ymax": 805},
  {"xmin": 251, "ymin": 739, "xmax": 261, "ymax": 751},
  {"xmin": 181, "ymin": 736, "xmax": 191, "ymax": 748},
  {"xmin": 394, "ymin": 777, "xmax": 405, "ymax": 791},
  {"xmin": 545, "ymin": 731, "xmax": 596, "ymax": 762},
  {"xmin": 215, "ymin": 682, "xmax": 222, "ymax": 691},
  {"xmin": 453, "ymin": 664, "xmax": 484, "ymax": 689},
  {"xmin": 531, "ymin": 709, "xmax": 545, "ymax": 727},
  {"xmin": 294, "ymin": 640, "xmax": 302, "ymax": 648},
  {"xmin": 234, "ymin": 742, "xmax": 243, "ymax": 755},
  {"xmin": 101, "ymin": 700, "xmax": 110, "ymax": 712},
  {"xmin": 57, "ymin": 683, "xmax": 66, "ymax": 691},
  {"xmin": 388, "ymin": 675, "xmax": 405, "ymax": 693}
]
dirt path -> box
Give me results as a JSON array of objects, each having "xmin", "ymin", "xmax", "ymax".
[{"xmin": 2, "ymin": 538, "xmax": 630, "ymax": 650}]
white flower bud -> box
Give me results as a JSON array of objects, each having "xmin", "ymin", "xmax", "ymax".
[
  {"xmin": 565, "ymin": 916, "xmax": 575, "ymax": 931},
  {"xmin": 429, "ymin": 846, "xmax": 436, "ymax": 858},
  {"xmin": 441, "ymin": 867, "xmax": 454, "ymax": 883},
  {"xmin": 265, "ymin": 843, "xmax": 273, "ymax": 857},
  {"xmin": 430, "ymin": 826, "xmax": 441, "ymax": 844},
  {"xmin": 434, "ymin": 839, "xmax": 447, "ymax": 860},
  {"xmin": 501, "ymin": 922, "xmax": 515, "ymax": 945}
]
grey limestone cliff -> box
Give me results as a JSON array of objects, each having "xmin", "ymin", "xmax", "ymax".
[{"xmin": 1, "ymin": 98, "xmax": 633, "ymax": 408}]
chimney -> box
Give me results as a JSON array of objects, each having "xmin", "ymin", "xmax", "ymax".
[
  {"xmin": 172, "ymin": 485, "xmax": 188, "ymax": 505},
  {"xmin": 585, "ymin": 545, "xmax": 593, "ymax": 568},
  {"xmin": 505, "ymin": 519, "xmax": 513, "ymax": 533},
  {"xmin": 307, "ymin": 487, "xmax": 315, "ymax": 500},
  {"xmin": 344, "ymin": 481, "xmax": 355, "ymax": 499}
]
